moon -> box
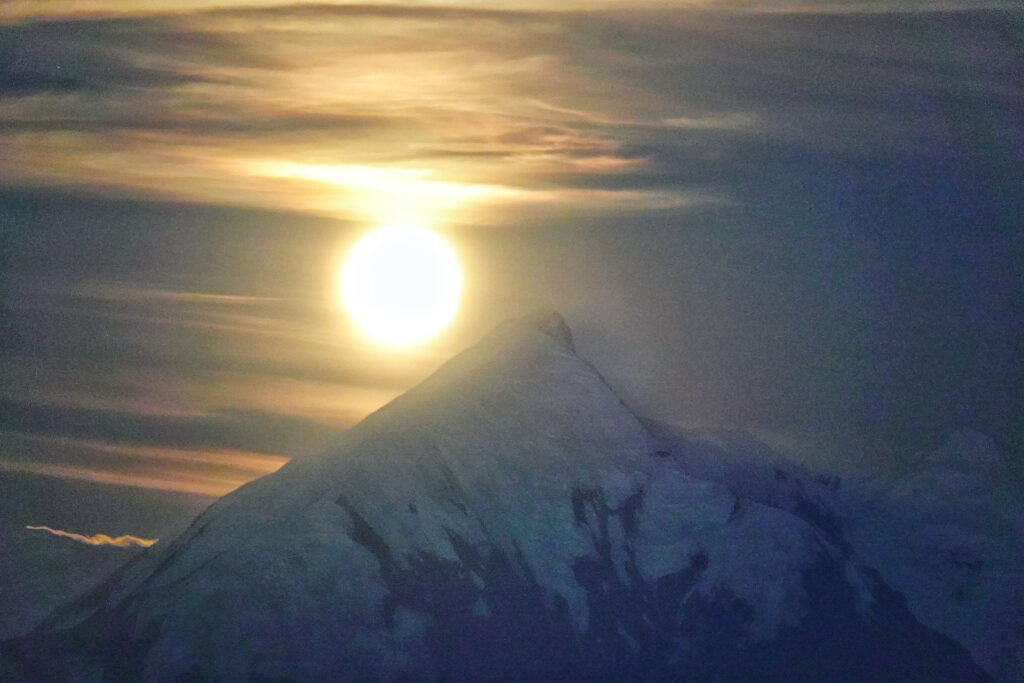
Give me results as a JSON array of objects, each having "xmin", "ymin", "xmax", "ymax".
[{"xmin": 340, "ymin": 226, "xmax": 461, "ymax": 346}]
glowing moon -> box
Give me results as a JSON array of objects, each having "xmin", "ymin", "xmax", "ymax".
[{"xmin": 341, "ymin": 226, "xmax": 461, "ymax": 346}]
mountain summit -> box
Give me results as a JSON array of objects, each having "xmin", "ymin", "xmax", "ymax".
[{"xmin": 1, "ymin": 312, "xmax": 996, "ymax": 681}]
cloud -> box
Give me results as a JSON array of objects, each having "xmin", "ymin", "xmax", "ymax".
[
  {"xmin": 661, "ymin": 114, "xmax": 758, "ymax": 130},
  {"xmin": 0, "ymin": 6, "xmax": 1016, "ymax": 260},
  {"xmin": 0, "ymin": 397, "xmax": 341, "ymax": 456},
  {"xmin": 0, "ymin": 112, "xmax": 392, "ymax": 137},
  {"xmin": 0, "ymin": 454, "xmax": 278, "ymax": 498},
  {"xmin": 25, "ymin": 525, "xmax": 156, "ymax": 548},
  {"xmin": 0, "ymin": 3, "xmax": 760, "ymax": 219},
  {"xmin": 0, "ymin": 19, "xmax": 223, "ymax": 96},
  {"xmin": 0, "ymin": 2, "xmax": 1017, "ymax": 23},
  {"xmin": 0, "ymin": 402, "xmax": 298, "ymax": 501}
]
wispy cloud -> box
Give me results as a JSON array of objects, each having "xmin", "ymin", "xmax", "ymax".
[
  {"xmin": 0, "ymin": 408, "xmax": 295, "ymax": 498},
  {"xmin": 25, "ymin": 525, "xmax": 156, "ymax": 548},
  {"xmin": 249, "ymin": 161, "xmax": 538, "ymax": 225},
  {"xmin": 0, "ymin": 2, "xmax": 1016, "ymax": 22},
  {"xmin": 0, "ymin": 2, "xmax": 761, "ymax": 221},
  {"xmin": 0, "ymin": 455, "xmax": 277, "ymax": 498}
]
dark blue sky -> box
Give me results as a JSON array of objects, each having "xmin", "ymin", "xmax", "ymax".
[{"xmin": 0, "ymin": 2, "xmax": 1021, "ymax": 542}]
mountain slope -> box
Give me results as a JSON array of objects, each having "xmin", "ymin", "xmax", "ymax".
[
  {"xmin": 0, "ymin": 520, "xmax": 143, "ymax": 641},
  {"xmin": 1, "ymin": 312, "xmax": 993, "ymax": 681},
  {"xmin": 842, "ymin": 430, "xmax": 1024, "ymax": 683}
]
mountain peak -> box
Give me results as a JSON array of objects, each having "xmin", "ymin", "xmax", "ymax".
[
  {"xmin": 517, "ymin": 309, "xmax": 575, "ymax": 353},
  {"xmin": 1, "ymin": 314, "xmax": 996, "ymax": 682},
  {"xmin": 391, "ymin": 309, "xmax": 585, "ymax": 408}
]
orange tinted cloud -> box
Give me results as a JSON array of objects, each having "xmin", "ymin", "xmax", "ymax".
[
  {"xmin": 25, "ymin": 525, "xmax": 156, "ymax": 548},
  {"xmin": 0, "ymin": 450, "xmax": 284, "ymax": 498}
]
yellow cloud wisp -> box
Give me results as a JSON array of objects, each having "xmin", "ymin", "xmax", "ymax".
[{"xmin": 26, "ymin": 525, "xmax": 157, "ymax": 548}]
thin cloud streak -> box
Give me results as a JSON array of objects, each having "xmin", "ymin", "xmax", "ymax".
[
  {"xmin": 0, "ymin": 457, "xmax": 274, "ymax": 498},
  {"xmin": 250, "ymin": 161, "xmax": 537, "ymax": 225},
  {"xmin": 68, "ymin": 284, "xmax": 288, "ymax": 306},
  {"xmin": 25, "ymin": 525, "xmax": 156, "ymax": 548},
  {"xmin": 3, "ymin": 277, "xmax": 442, "ymax": 400},
  {"xmin": 12, "ymin": 433, "xmax": 290, "ymax": 473}
]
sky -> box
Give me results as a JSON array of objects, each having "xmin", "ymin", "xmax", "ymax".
[{"xmin": 0, "ymin": 0, "xmax": 1022, "ymax": 554}]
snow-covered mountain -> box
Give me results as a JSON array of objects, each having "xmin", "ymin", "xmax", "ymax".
[
  {"xmin": 841, "ymin": 430, "xmax": 1024, "ymax": 683},
  {"xmin": 1, "ymin": 312, "xmax": 1014, "ymax": 681}
]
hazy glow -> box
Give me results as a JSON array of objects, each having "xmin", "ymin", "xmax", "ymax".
[
  {"xmin": 254, "ymin": 162, "xmax": 530, "ymax": 224},
  {"xmin": 341, "ymin": 226, "xmax": 461, "ymax": 346},
  {"xmin": 262, "ymin": 164, "xmax": 498, "ymax": 201}
]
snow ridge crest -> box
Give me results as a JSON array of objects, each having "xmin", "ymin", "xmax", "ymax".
[{"xmin": 525, "ymin": 310, "xmax": 575, "ymax": 353}]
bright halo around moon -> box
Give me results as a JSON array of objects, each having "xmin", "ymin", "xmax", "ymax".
[{"xmin": 341, "ymin": 226, "xmax": 461, "ymax": 346}]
